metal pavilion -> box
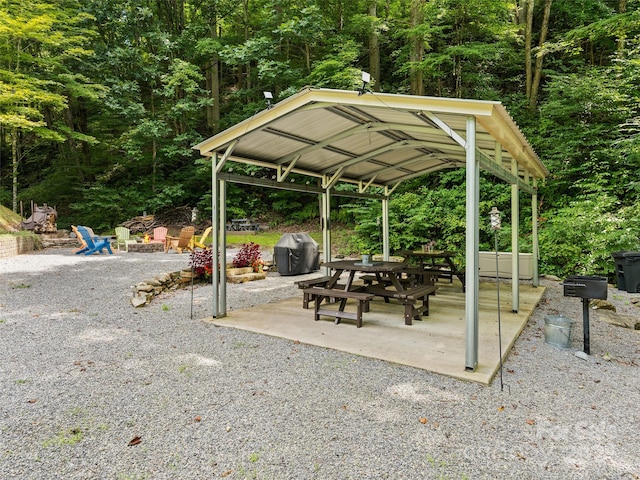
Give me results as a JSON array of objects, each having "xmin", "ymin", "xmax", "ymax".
[{"xmin": 193, "ymin": 86, "xmax": 549, "ymax": 372}]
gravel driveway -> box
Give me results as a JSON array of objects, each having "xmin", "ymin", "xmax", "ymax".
[{"xmin": 1, "ymin": 248, "xmax": 639, "ymax": 479}]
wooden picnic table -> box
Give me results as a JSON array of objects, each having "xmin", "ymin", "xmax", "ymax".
[
  {"xmin": 308, "ymin": 259, "xmax": 436, "ymax": 326},
  {"xmin": 323, "ymin": 259, "xmax": 407, "ymax": 292},
  {"xmin": 400, "ymin": 250, "xmax": 465, "ymax": 291},
  {"xmin": 229, "ymin": 218, "xmax": 260, "ymax": 231}
]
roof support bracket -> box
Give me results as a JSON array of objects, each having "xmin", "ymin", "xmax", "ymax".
[
  {"xmin": 215, "ymin": 139, "xmax": 238, "ymax": 174},
  {"xmin": 385, "ymin": 183, "xmax": 401, "ymax": 196},
  {"xmin": 421, "ymin": 111, "xmax": 467, "ymax": 148},
  {"xmin": 359, "ymin": 176, "xmax": 378, "ymax": 193},
  {"xmin": 324, "ymin": 167, "xmax": 346, "ymax": 189},
  {"xmin": 277, "ymin": 155, "xmax": 300, "ymax": 182}
]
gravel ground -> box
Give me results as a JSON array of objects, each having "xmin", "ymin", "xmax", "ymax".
[{"xmin": 1, "ymin": 248, "xmax": 639, "ymax": 480}]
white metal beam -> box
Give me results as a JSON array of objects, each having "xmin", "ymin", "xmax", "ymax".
[
  {"xmin": 382, "ymin": 197, "xmax": 390, "ymax": 260},
  {"xmin": 211, "ymin": 153, "xmax": 221, "ymax": 318},
  {"xmin": 465, "ymin": 116, "xmax": 479, "ymax": 372},
  {"xmin": 511, "ymin": 158, "xmax": 520, "ymax": 313},
  {"xmin": 219, "ymin": 179, "xmax": 227, "ymax": 314},
  {"xmin": 532, "ymin": 177, "xmax": 539, "ymax": 287}
]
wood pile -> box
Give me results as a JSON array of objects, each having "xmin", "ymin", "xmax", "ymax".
[
  {"xmin": 120, "ymin": 207, "xmax": 197, "ymax": 234},
  {"xmin": 120, "ymin": 215, "xmax": 162, "ymax": 234}
]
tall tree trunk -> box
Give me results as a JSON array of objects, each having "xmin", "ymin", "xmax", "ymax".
[
  {"xmin": 152, "ymin": 138, "xmax": 157, "ymax": 193},
  {"xmin": 207, "ymin": 24, "xmax": 220, "ymax": 132},
  {"xmin": 529, "ymin": 0, "xmax": 552, "ymax": 110},
  {"xmin": 618, "ymin": 0, "xmax": 627, "ymax": 53},
  {"xmin": 524, "ymin": 0, "xmax": 534, "ymax": 99},
  {"xmin": 368, "ymin": 1, "xmax": 380, "ymax": 92},
  {"xmin": 409, "ymin": 0, "xmax": 424, "ymax": 95},
  {"xmin": 517, "ymin": 0, "xmax": 527, "ymax": 25},
  {"xmin": 243, "ymin": 0, "xmax": 251, "ymax": 91}
]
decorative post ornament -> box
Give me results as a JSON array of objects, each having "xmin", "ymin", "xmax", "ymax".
[{"xmin": 490, "ymin": 206, "xmax": 501, "ymax": 230}]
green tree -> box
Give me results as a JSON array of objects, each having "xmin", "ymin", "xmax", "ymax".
[{"xmin": 0, "ymin": 0, "xmax": 97, "ymax": 211}]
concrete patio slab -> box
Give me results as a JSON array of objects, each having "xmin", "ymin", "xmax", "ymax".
[{"xmin": 206, "ymin": 279, "xmax": 545, "ymax": 385}]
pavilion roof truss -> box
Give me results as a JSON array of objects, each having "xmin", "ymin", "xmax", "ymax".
[{"xmin": 195, "ymin": 88, "xmax": 547, "ymax": 197}]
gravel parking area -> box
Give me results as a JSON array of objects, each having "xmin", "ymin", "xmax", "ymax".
[{"xmin": 1, "ymin": 248, "xmax": 639, "ymax": 479}]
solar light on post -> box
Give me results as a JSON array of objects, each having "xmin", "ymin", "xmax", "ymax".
[
  {"xmin": 490, "ymin": 207, "xmax": 507, "ymax": 392},
  {"xmin": 358, "ymin": 71, "xmax": 371, "ymax": 96},
  {"xmin": 264, "ymin": 91, "xmax": 273, "ymax": 109}
]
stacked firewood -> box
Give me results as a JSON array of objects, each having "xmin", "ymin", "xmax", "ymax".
[
  {"xmin": 120, "ymin": 207, "xmax": 196, "ymax": 234},
  {"xmin": 120, "ymin": 216, "xmax": 161, "ymax": 234}
]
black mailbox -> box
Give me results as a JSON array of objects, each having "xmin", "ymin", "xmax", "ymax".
[{"xmin": 563, "ymin": 275, "xmax": 608, "ymax": 300}]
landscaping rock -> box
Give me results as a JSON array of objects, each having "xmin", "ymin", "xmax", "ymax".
[{"xmin": 598, "ymin": 309, "xmax": 640, "ymax": 330}]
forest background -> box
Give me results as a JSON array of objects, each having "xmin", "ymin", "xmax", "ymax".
[{"xmin": 1, "ymin": 0, "xmax": 639, "ymax": 279}]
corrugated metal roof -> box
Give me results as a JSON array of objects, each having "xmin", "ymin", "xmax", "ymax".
[{"xmin": 193, "ymin": 87, "xmax": 548, "ymax": 190}]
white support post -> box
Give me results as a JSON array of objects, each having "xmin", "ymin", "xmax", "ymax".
[
  {"xmin": 211, "ymin": 153, "xmax": 220, "ymax": 318},
  {"xmin": 511, "ymin": 159, "xmax": 520, "ymax": 313},
  {"xmin": 532, "ymin": 177, "xmax": 539, "ymax": 287},
  {"xmin": 321, "ymin": 181, "xmax": 331, "ymax": 273},
  {"xmin": 465, "ymin": 116, "xmax": 479, "ymax": 372},
  {"xmin": 382, "ymin": 196, "xmax": 390, "ymax": 260},
  {"xmin": 219, "ymin": 179, "xmax": 227, "ymax": 315}
]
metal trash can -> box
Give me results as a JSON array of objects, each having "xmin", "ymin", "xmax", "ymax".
[
  {"xmin": 273, "ymin": 233, "xmax": 319, "ymax": 276},
  {"xmin": 612, "ymin": 251, "xmax": 640, "ymax": 293},
  {"xmin": 544, "ymin": 315, "xmax": 575, "ymax": 349}
]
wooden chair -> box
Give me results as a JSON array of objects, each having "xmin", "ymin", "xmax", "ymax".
[
  {"xmin": 73, "ymin": 225, "xmax": 113, "ymax": 255},
  {"xmin": 164, "ymin": 226, "xmax": 195, "ymax": 254},
  {"xmin": 149, "ymin": 226, "xmax": 167, "ymax": 244},
  {"xmin": 193, "ymin": 226, "xmax": 212, "ymax": 249},
  {"xmin": 114, "ymin": 226, "xmax": 137, "ymax": 251}
]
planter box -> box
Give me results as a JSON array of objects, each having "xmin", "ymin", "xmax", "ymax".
[
  {"xmin": 226, "ymin": 266, "xmax": 266, "ymax": 284},
  {"xmin": 478, "ymin": 251, "xmax": 534, "ymax": 280}
]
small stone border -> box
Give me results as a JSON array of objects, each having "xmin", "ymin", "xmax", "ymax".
[
  {"xmin": 131, "ymin": 269, "xmax": 195, "ymax": 307},
  {"xmin": 131, "ymin": 267, "xmax": 267, "ymax": 307}
]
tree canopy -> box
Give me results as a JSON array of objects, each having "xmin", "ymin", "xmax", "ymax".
[{"xmin": 1, "ymin": 0, "xmax": 639, "ymax": 278}]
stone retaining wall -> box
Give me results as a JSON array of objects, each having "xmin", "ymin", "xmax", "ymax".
[
  {"xmin": 131, "ymin": 267, "xmax": 267, "ymax": 307},
  {"xmin": 131, "ymin": 269, "xmax": 196, "ymax": 307},
  {"xmin": 0, "ymin": 235, "xmax": 41, "ymax": 259}
]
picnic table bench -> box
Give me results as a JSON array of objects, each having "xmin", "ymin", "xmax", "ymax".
[
  {"xmin": 303, "ymin": 287, "xmax": 374, "ymax": 328},
  {"xmin": 391, "ymin": 285, "xmax": 437, "ymax": 325},
  {"xmin": 295, "ymin": 276, "xmax": 332, "ymax": 308}
]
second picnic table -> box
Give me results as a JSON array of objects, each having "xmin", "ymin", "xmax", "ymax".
[
  {"xmin": 401, "ymin": 250, "xmax": 466, "ymax": 291},
  {"xmin": 304, "ymin": 259, "xmax": 436, "ymax": 326}
]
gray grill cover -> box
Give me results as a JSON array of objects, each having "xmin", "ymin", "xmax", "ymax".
[{"xmin": 274, "ymin": 233, "xmax": 319, "ymax": 275}]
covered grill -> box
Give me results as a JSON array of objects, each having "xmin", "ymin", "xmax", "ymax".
[
  {"xmin": 562, "ymin": 275, "xmax": 608, "ymax": 354},
  {"xmin": 273, "ymin": 233, "xmax": 320, "ymax": 276},
  {"xmin": 563, "ymin": 275, "xmax": 608, "ymax": 300}
]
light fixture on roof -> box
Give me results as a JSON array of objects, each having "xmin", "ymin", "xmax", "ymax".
[
  {"xmin": 358, "ymin": 71, "xmax": 371, "ymax": 96},
  {"xmin": 264, "ymin": 91, "xmax": 273, "ymax": 109}
]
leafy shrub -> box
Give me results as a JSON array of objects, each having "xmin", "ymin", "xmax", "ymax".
[
  {"xmin": 538, "ymin": 195, "xmax": 640, "ymax": 279},
  {"xmin": 232, "ymin": 242, "xmax": 263, "ymax": 271}
]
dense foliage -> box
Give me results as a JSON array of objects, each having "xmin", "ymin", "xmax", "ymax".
[{"xmin": 1, "ymin": 0, "xmax": 639, "ymax": 278}]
